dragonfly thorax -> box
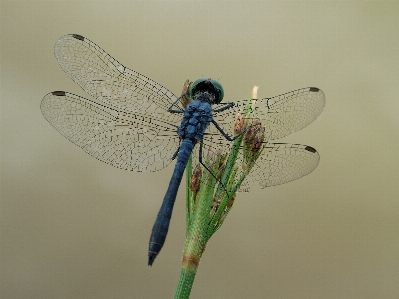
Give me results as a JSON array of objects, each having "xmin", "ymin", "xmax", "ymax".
[{"xmin": 177, "ymin": 101, "xmax": 213, "ymax": 142}]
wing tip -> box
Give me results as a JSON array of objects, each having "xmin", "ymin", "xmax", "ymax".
[
  {"xmin": 72, "ymin": 34, "xmax": 85, "ymax": 41},
  {"xmin": 309, "ymin": 87, "xmax": 320, "ymax": 92},
  {"xmin": 51, "ymin": 91, "xmax": 66, "ymax": 96},
  {"xmin": 304, "ymin": 146, "xmax": 317, "ymax": 153}
]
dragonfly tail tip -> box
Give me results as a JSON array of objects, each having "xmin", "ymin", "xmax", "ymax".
[{"xmin": 148, "ymin": 255, "xmax": 156, "ymax": 266}]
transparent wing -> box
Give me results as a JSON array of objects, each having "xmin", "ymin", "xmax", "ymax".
[
  {"xmin": 191, "ymin": 140, "xmax": 319, "ymax": 192},
  {"xmin": 213, "ymin": 87, "xmax": 325, "ymax": 140},
  {"xmin": 41, "ymin": 91, "xmax": 180, "ymax": 172},
  {"xmin": 191, "ymin": 87, "xmax": 324, "ymax": 191},
  {"xmin": 243, "ymin": 143, "xmax": 319, "ymax": 190},
  {"xmin": 54, "ymin": 34, "xmax": 185, "ymax": 116}
]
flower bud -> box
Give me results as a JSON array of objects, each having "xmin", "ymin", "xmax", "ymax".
[
  {"xmin": 251, "ymin": 86, "xmax": 259, "ymax": 113},
  {"xmin": 216, "ymin": 193, "xmax": 236, "ymax": 226},
  {"xmin": 242, "ymin": 120, "xmax": 265, "ymax": 174},
  {"xmin": 210, "ymin": 192, "xmax": 224, "ymax": 218},
  {"xmin": 244, "ymin": 120, "xmax": 265, "ymax": 153},
  {"xmin": 234, "ymin": 109, "xmax": 245, "ymax": 135},
  {"xmin": 226, "ymin": 193, "xmax": 236, "ymax": 210},
  {"xmin": 190, "ymin": 164, "xmax": 202, "ymax": 192}
]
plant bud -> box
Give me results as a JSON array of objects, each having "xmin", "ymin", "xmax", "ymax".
[
  {"xmin": 244, "ymin": 120, "xmax": 265, "ymax": 153},
  {"xmin": 190, "ymin": 164, "xmax": 202, "ymax": 192}
]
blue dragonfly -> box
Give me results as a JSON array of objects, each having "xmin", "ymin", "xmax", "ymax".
[{"xmin": 41, "ymin": 34, "xmax": 325, "ymax": 266}]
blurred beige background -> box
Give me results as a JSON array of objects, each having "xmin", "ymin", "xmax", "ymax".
[{"xmin": 1, "ymin": 1, "xmax": 398, "ymax": 298}]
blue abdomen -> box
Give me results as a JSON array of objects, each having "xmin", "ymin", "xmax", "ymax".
[{"xmin": 148, "ymin": 100, "xmax": 213, "ymax": 265}]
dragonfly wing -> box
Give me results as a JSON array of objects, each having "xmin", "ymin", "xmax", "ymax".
[
  {"xmin": 213, "ymin": 87, "xmax": 325, "ymax": 140},
  {"xmin": 196, "ymin": 134, "xmax": 319, "ymax": 191},
  {"xmin": 246, "ymin": 143, "xmax": 320, "ymax": 188},
  {"xmin": 41, "ymin": 91, "xmax": 180, "ymax": 172},
  {"xmin": 54, "ymin": 34, "xmax": 185, "ymax": 118}
]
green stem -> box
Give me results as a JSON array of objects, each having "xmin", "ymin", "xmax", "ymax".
[
  {"xmin": 175, "ymin": 156, "xmax": 219, "ymax": 298},
  {"xmin": 174, "ymin": 200, "xmax": 208, "ymax": 299},
  {"xmin": 174, "ymin": 263, "xmax": 197, "ymax": 299},
  {"xmin": 175, "ymin": 87, "xmax": 259, "ymax": 298},
  {"xmin": 174, "ymin": 224, "xmax": 206, "ymax": 298}
]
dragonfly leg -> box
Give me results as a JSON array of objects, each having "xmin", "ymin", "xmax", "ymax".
[
  {"xmin": 211, "ymin": 119, "xmax": 247, "ymax": 141},
  {"xmin": 198, "ymin": 141, "xmax": 231, "ymax": 199},
  {"xmin": 171, "ymin": 144, "xmax": 180, "ymax": 160},
  {"xmin": 167, "ymin": 94, "xmax": 187, "ymax": 114},
  {"xmin": 213, "ymin": 102, "xmax": 234, "ymax": 113},
  {"xmin": 198, "ymin": 141, "xmax": 219, "ymax": 183}
]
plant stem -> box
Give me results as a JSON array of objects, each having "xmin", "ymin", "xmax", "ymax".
[
  {"xmin": 174, "ymin": 257, "xmax": 198, "ymax": 299},
  {"xmin": 174, "ymin": 201, "xmax": 207, "ymax": 299},
  {"xmin": 174, "ymin": 85, "xmax": 260, "ymax": 298},
  {"xmin": 174, "ymin": 155, "xmax": 217, "ymax": 298}
]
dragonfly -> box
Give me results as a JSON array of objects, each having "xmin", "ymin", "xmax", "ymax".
[{"xmin": 41, "ymin": 34, "xmax": 325, "ymax": 266}]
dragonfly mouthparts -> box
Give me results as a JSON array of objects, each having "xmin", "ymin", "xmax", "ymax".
[{"xmin": 193, "ymin": 91, "xmax": 216, "ymax": 104}]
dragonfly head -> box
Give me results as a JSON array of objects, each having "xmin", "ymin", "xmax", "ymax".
[{"xmin": 190, "ymin": 79, "xmax": 224, "ymax": 104}]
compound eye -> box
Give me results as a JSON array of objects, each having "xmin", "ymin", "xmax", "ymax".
[
  {"xmin": 190, "ymin": 79, "xmax": 207, "ymax": 98},
  {"xmin": 190, "ymin": 79, "xmax": 224, "ymax": 104},
  {"xmin": 209, "ymin": 79, "xmax": 224, "ymax": 103}
]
